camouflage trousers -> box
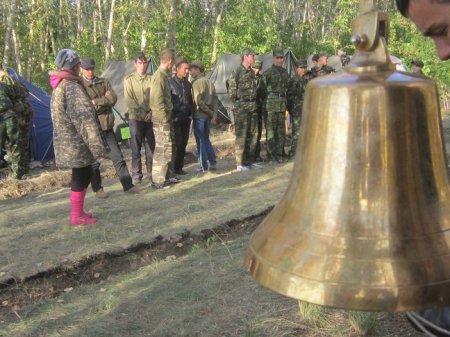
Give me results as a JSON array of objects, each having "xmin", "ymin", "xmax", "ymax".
[
  {"xmin": 234, "ymin": 108, "xmax": 258, "ymax": 166},
  {"xmin": 255, "ymin": 107, "xmax": 266, "ymax": 160},
  {"xmin": 153, "ymin": 121, "xmax": 174, "ymax": 185},
  {"xmin": 17, "ymin": 114, "xmax": 31, "ymax": 174},
  {"xmin": 0, "ymin": 113, "xmax": 23, "ymax": 179},
  {"xmin": 266, "ymin": 110, "xmax": 286, "ymax": 161},
  {"xmin": 289, "ymin": 107, "xmax": 302, "ymax": 157}
]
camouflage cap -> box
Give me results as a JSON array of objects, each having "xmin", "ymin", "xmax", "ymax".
[
  {"xmin": 296, "ymin": 59, "xmax": 307, "ymax": 68},
  {"xmin": 189, "ymin": 60, "xmax": 205, "ymax": 72},
  {"xmin": 411, "ymin": 59, "xmax": 424, "ymax": 68},
  {"xmin": 252, "ymin": 59, "xmax": 263, "ymax": 69},
  {"xmin": 80, "ymin": 57, "xmax": 95, "ymax": 70},
  {"xmin": 273, "ymin": 49, "xmax": 284, "ymax": 57},
  {"xmin": 54, "ymin": 48, "xmax": 80, "ymax": 70},
  {"xmin": 242, "ymin": 48, "xmax": 255, "ymax": 56}
]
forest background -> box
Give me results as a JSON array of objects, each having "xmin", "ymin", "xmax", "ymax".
[{"xmin": 1, "ymin": 0, "xmax": 449, "ymax": 100}]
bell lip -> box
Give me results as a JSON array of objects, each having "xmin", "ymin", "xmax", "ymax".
[{"xmin": 244, "ymin": 247, "xmax": 450, "ymax": 312}]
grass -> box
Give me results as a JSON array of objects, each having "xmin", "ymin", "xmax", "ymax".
[
  {"xmin": 1, "ymin": 237, "xmax": 301, "ymax": 337},
  {"xmin": 0, "ymin": 155, "xmax": 293, "ymax": 283},
  {"xmin": 0, "ymin": 127, "xmax": 427, "ymax": 337}
]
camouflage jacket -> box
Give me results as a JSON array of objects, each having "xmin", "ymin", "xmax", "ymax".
[
  {"xmin": 82, "ymin": 76, "xmax": 118, "ymax": 131},
  {"xmin": 310, "ymin": 65, "xmax": 335, "ymax": 78},
  {"xmin": 124, "ymin": 72, "xmax": 152, "ymax": 122},
  {"xmin": 13, "ymin": 79, "xmax": 33, "ymax": 120},
  {"xmin": 263, "ymin": 65, "xmax": 289, "ymax": 112},
  {"xmin": 0, "ymin": 71, "xmax": 28, "ymax": 118},
  {"xmin": 191, "ymin": 74, "xmax": 218, "ymax": 119},
  {"xmin": 150, "ymin": 66, "xmax": 173, "ymax": 123},
  {"xmin": 49, "ymin": 70, "xmax": 107, "ymax": 168},
  {"xmin": 255, "ymin": 73, "xmax": 267, "ymax": 110},
  {"xmin": 227, "ymin": 64, "xmax": 258, "ymax": 111},
  {"xmin": 287, "ymin": 74, "xmax": 306, "ymax": 114},
  {"xmin": 0, "ymin": 82, "xmax": 15, "ymax": 120}
]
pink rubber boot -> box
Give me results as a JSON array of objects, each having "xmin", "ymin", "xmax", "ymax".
[{"xmin": 70, "ymin": 190, "xmax": 97, "ymax": 225}]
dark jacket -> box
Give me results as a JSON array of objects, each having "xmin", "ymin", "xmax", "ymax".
[{"xmin": 169, "ymin": 76, "xmax": 195, "ymax": 123}]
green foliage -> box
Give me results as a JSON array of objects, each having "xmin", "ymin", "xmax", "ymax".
[{"xmin": 2, "ymin": 0, "xmax": 450, "ymax": 95}]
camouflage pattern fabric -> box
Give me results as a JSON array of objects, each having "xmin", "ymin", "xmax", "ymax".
[
  {"xmin": 227, "ymin": 64, "xmax": 259, "ymax": 166},
  {"xmin": 310, "ymin": 65, "xmax": 335, "ymax": 78},
  {"xmin": 255, "ymin": 72, "xmax": 267, "ymax": 159},
  {"xmin": 50, "ymin": 71, "xmax": 107, "ymax": 168},
  {"xmin": 263, "ymin": 65, "xmax": 290, "ymax": 161},
  {"xmin": 287, "ymin": 74, "xmax": 306, "ymax": 157},
  {"xmin": 0, "ymin": 82, "xmax": 22, "ymax": 178},
  {"xmin": 13, "ymin": 79, "xmax": 33, "ymax": 173},
  {"xmin": 152, "ymin": 121, "xmax": 173, "ymax": 184}
]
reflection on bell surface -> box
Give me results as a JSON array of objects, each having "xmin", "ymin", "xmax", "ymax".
[{"xmin": 245, "ymin": 0, "xmax": 450, "ymax": 312}]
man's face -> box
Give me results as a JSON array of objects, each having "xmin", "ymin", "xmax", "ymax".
[
  {"xmin": 273, "ymin": 56, "xmax": 284, "ymax": 67},
  {"xmin": 189, "ymin": 67, "xmax": 200, "ymax": 78},
  {"xmin": 318, "ymin": 56, "xmax": 328, "ymax": 66},
  {"xmin": 176, "ymin": 62, "xmax": 189, "ymax": 79},
  {"xmin": 296, "ymin": 67, "xmax": 306, "ymax": 76},
  {"xmin": 408, "ymin": 0, "xmax": 450, "ymax": 60},
  {"xmin": 243, "ymin": 53, "xmax": 255, "ymax": 66},
  {"xmin": 81, "ymin": 68, "xmax": 95, "ymax": 80},
  {"xmin": 135, "ymin": 59, "xmax": 148, "ymax": 75}
]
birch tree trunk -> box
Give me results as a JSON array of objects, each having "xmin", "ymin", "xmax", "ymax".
[
  {"xmin": 141, "ymin": 0, "xmax": 149, "ymax": 51},
  {"xmin": 11, "ymin": 27, "xmax": 22, "ymax": 74},
  {"xmin": 77, "ymin": 0, "xmax": 82, "ymax": 40},
  {"xmin": 104, "ymin": 0, "xmax": 116, "ymax": 63},
  {"xmin": 2, "ymin": 0, "xmax": 16, "ymax": 66},
  {"xmin": 210, "ymin": 0, "xmax": 226, "ymax": 65},
  {"xmin": 167, "ymin": 0, "xmax": 177, "ymax": 50}
]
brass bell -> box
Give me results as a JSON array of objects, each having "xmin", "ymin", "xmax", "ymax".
[{"xmin": 245, "ymin": 0, "xmax": 450, "ymax": 312}]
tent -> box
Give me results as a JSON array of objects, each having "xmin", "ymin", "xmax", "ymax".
[
  {"xmin": 208, "ymin": 49, "xmax": 298, "ymax": 122},
  {"xmin": 8, "ymin": 68, "xmax": 54, "ymax": 162}
]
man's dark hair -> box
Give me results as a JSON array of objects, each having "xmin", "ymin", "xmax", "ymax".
[
  {"xmin": 135, "ymin": 51, "xmax": 147, "ymax": 62},
  {"xmin": 396, "ymin": 0, "xmax": 450, "ymax": 17}
]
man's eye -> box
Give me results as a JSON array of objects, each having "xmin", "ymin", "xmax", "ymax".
[{"xmin": 431, "ymin": 28, "xmax": 448, "ymax": 37}]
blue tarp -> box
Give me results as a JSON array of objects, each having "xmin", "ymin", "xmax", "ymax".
[{"xmin": 8, "ymin": 68, "xmax": 54, "ymax": 162}]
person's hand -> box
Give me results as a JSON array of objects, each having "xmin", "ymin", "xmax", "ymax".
[
  {"xmin": 105, "ymin": 90, "xmax": 111, "ymax": 96},
  {"xmin": 91, "ymin": 99, "xmax": 96, "ymax": 105},
  {"xmin": 144, "ymin": 113, "xmax": 152, "ymax": 122},
  {"xmin": 211, "ymin": 118, "xmax": 218, "ymax": 125}
]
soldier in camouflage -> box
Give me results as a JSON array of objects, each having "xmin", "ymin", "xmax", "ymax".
[
  {"xmin": 0, "ymin": 80, "xmax": 20, "ymax": 179},
  {"xmin": 310, "ymin": 53, "xmax": 335, "ymax": 78},
  {"xmin": 287, "ymin": 59, "xmax": 308, "ymax": 158},
  {"xmin": 251, "ymin": 59, "xmax": 267, "ymax": 161},
  {"xmin": 263, "ymin": 49, "xmax": 290, "ymax": 163},
  {"xmin": 0, "ymin": 64, "xmax": 29, "ymax": 179},
  {"xmin": 227, "ymin": 48, "xmax": 262, "ymax": 172},
  {"xmin": 13, "ymin": 77, "xmax": 33, "ymax": 175},
  {"xmin": 150, "ymin": 48, "xmax": 180, "ymax": 188},
  {"xmin": 49, "ymin": 48, "xmax": 108, "ymax": 226}
]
